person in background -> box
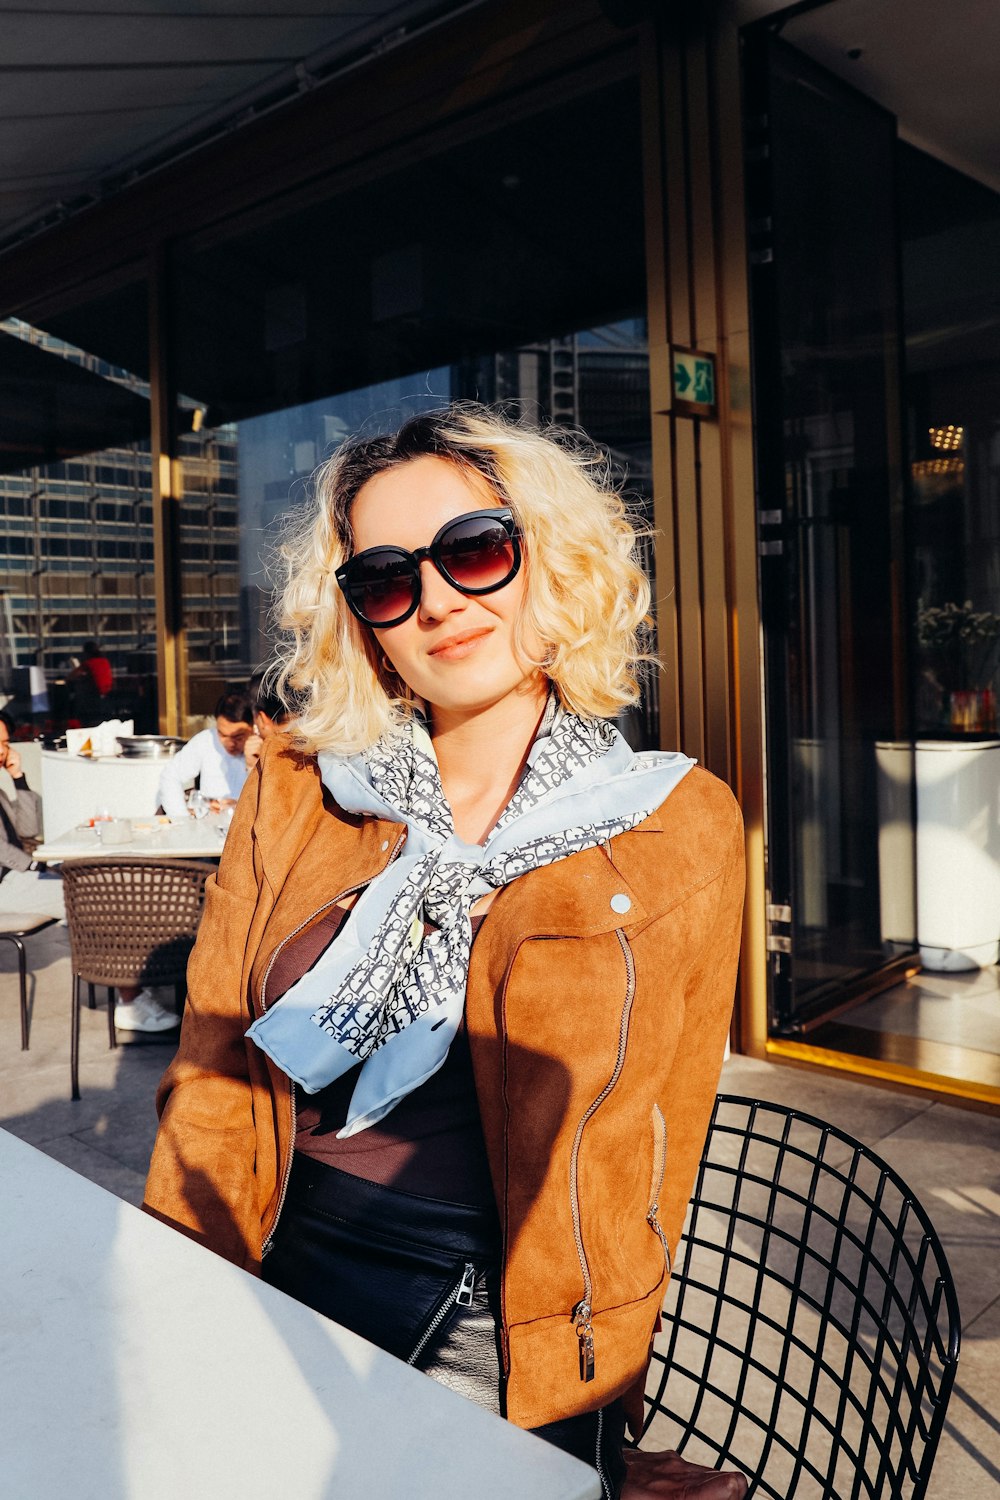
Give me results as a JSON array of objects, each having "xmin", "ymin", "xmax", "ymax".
[
  {"xmin": 0, "ymin": 710, "xmax": 42, "ymax": 881},
  {"xmin": 243, "ymin": 674, "xmax": 293, "ymax": 772},
  {"xmin": 117, "ymin": 688, "xmax": 255, "ymax": 1033},
  {"xmin": 0, "ymin": 711, "xmax": 64, "ymax": 921},
  {"xmin": 68, "ymin": 640, "xmax": 113, "ymax": 723},
  {"xmin": 79, "ymin": 640, "xmax": 113, "ymax": 698},
  {"xmin": 155, "ymin": 689, "xmax": 253, "ymax": 818},
  {"xmin": 114, "ymin": 981, "xmax": 181, "ymax": 1033}
]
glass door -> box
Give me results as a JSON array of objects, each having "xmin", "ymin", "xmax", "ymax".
[{"xmin": 745, "ymin": 34, "xmax": 917, "ymax": 1032}]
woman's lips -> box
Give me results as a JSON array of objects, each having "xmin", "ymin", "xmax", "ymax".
[{"xmin": 428, "ymin": 628, "xmax": 492, "ymax": 661}]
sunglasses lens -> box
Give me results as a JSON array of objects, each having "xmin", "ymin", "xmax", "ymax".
[
  {"xmin": 346, "ymin": 551, "xmax": 417, "ymax": 624},
  {"xmin": 438, "ymin": 515, "xmax": 517, "ymax": 591},
  {"xmin": 342, "ymin": 512, "xmax": 518, "ymax": 625}
]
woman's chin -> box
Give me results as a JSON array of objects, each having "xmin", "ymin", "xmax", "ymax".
[{"xmin": 421, "ymin": 673, "xmax": 548, "ymax": 728}]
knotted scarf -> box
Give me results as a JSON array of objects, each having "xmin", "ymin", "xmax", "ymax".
[{"xmin": 246, "ymin": 701, "xmax": 693, "ymax": 1133}]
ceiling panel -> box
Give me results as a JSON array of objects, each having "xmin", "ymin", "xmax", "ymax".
[
  {"xmin": 0, "ymin": 71, "xmax": 238, "ymax": 114},
  {"xmin": 4, "ymin": 103, "xmax": 206, "ymax": 176},
  {"xmin": 4, "ymin": 14, "xmax": 352, "ymax": 66},
  {"xmin": 0, "ymin": 0, "xmax": 479, "ymax": 249},
  {"xmin": 758, "ymin": 0, "xmax": 1000, "ymax": 195}
]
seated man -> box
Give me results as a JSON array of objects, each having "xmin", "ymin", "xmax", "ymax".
[
  {"xmin": 118, "ymin": 689, "xmax": 254, "ymax": 1033},
  {"xmin": 0, "ymin": 712, "xmax": 63, "ymax": 918},
  {"xmin": 155, "ymin": 689, "xmax": 253, "ymax": 818},
  {"xmin": 242, "ymin": 674, "xmax": 293, "ymax": 773}
]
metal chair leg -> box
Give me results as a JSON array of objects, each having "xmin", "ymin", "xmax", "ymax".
[
  {"xmin": 71, "ymin": 973, "xmax": 81, "ymax": 1101},
  {"xmin": 15, "ymin": 937, "xmax": 28, "ymax": 1050},
  {"xmin": 1, "ymin": 935, "xmax": 30, "ymax": 1050},
  {"xmin": 107, "ymin": 984, "xmax": 117, "ymax": 1050},
  {"xmin": 87, "ymin": 982, "xmax": 96, "ymax": 1010}
]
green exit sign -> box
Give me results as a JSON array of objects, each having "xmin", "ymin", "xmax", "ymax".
[{"xmin": 671, "ymin": 347, "xmax": 717, "ymax": 415}]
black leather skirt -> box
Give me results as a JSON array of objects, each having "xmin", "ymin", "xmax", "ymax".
[{"xmin": 261, "ymin": 1156, "xmax": 626, "ymax": 1498}]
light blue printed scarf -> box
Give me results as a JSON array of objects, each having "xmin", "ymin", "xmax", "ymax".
[{"xmin": 246, "ymin": 701, "xmax": 693, "ymax": 1134}]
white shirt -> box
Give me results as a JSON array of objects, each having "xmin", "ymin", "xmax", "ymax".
[{"xmin": 156, "ymin": 726, "xmax": 249, "ymax": 817}]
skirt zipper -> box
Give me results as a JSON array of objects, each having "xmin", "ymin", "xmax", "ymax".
[
  {"xmin": 568, "ymin": 927, "xmax": 637, "ymax": 1384},
  {"xmin": 407, "ymin": 1262, "xmax": 476, "ymax": 1366},
  {"xmin": 260, "ymin": 834, "xmax": 405, "ymax": 1258},
  {"xmin": 594, "ymin": 1405, "xmax": 611, "ymax": 1500}
]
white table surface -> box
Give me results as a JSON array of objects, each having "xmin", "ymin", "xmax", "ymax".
[
  {"xmin": 0, "ymin": 1130, "xmax": 600, "ymax": 1500},
  {"xmin": 34, "ymin": 815, "xmax": 229, "ymax": 862}
]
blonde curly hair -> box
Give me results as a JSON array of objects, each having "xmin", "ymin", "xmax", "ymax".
[{"xmin": 273, "ymin": 404, "xmax": 654, "ymax": 753}]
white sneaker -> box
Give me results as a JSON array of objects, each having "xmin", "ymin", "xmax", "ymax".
[{"xmin": 114, "ymin": 989, "xmax": 180, "ymax": 1033}]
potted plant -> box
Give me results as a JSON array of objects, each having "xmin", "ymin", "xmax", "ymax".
[{"xmin": 916, "ymin": 598, "xmax": 1000, "ymax": 733}]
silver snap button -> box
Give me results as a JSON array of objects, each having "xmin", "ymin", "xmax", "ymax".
[
  {"xmin": 381, "ymin": 839, "xmax": 390, "ymax": 852},
  {"xmin": 610, "ymin": 893, "xmax": 631, "ymax": 915}
]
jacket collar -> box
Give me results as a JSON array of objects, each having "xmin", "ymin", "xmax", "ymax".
[
  {"xmin": 251, "ymin": 747, "xmax": 691, "ymax": 954},
  {"xmin": 482, "ymin": 813, "xmax": 662, "ymax": 941}
]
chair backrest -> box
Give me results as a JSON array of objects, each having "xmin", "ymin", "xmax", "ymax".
[
  {"xmin": 642, "ymin": 1095, "xmax": 960, "ymax": 1500},
  {"xmin": 61, "ymin": 858, "xmax": 214, "ymax": 988}
]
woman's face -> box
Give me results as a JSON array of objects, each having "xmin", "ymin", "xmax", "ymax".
[{"xmin": 349, "ymin": 455, "xmax": 545, "ymax": 728}]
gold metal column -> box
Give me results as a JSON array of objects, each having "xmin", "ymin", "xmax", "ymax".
[
  {"xmin": 149, "ymin": 244, "xmax": 188, "ymax": 736},
  {"xmin": 640, "ymin": 3, "xmax": 768, "ymax": 1056}
]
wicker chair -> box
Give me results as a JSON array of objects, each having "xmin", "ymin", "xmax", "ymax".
[
  {"xmin": 639, "ymin": 1095, "xmax": 960, "ymax": 1500},
  {"xmin": 0, "ymin": 913, "xmax": 59, "ymax": 1049},
  {"xmin": 61, "ymin": 858, "xmax": 214, "ymax": 1100}
]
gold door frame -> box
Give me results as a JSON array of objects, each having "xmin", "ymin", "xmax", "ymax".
[{"xmin": 639, "ymin": 4, "xmax": 768, "ymax": 1059}]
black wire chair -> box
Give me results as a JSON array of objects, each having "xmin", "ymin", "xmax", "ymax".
[{"xmin": 640, "ymin": 1095, "xmax": 960, "ymax": 1500}]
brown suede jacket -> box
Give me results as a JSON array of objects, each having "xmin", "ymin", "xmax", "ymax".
[{"xmin": 143, "ymin": 738, "xmax": 745, "ymax": 1432}]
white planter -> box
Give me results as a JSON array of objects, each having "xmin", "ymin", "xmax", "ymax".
[
  {"xmin": 915, "ymin": 739, "xmax": 1000, "ymax": 971},
  {"xmin": 874, "ymin": 741, "xmax": 916, "ymax": 946}
]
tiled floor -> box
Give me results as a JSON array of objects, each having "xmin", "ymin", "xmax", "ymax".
[
  {"xmin": 850, "ymin": 965, "xmax": 1000, "ymax": 1053},
  {"xmin": 2, "ymin": 926, "xmax": 998, "ymax": 1497}
]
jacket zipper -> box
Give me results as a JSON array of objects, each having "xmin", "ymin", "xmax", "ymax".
[
  {"xmin": 407, "ymin": 1262, "xmax": 476, "ymax": 1366},
  {"xmin": 568, "ymin": 926, "xmax": 636, "ymax": 1384},
  {"xmin": 646, "ymin": 1103, "xmax": 672, "ymax": 1277},
  {"xmin": 260, "ymin": 833, "xmax": 405, "ymax": 1258}
]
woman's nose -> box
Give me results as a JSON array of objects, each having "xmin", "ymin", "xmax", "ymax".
[{"xmin": 417, "ymin": 558, "xmax": 466, "ymax": 621}]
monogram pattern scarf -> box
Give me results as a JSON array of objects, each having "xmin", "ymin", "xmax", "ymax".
[{"xmin": 247, "ymin": 701, "xmax": 693, "ymax": 1134}]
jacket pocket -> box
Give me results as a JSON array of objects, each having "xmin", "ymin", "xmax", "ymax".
[{"xmin": 646, "ymin": 1103, "xmax": 671, "ymax": 1277}]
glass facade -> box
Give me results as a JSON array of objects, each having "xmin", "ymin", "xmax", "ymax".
[
  {"xmin": 168, "ymin": 72, "xmax": 657, "ymax": 738},
  {"xmin": 177, "ymin": 319, "xmax": 657, "ymax": 740},
  {"xmin": 178, "ymin": 420, "xmax": 242, "ymax": 701},
  {"xmin": 0, "ymin": 319, "xmax": 157, "ymax": 729},
  {"xmin": 0, "ymin": 64, "xmax": 658, "ymax": 747},
  {"xmin": 749, "ymin": 29, "xmax": 1000, "ymax": 1097},
  {"xmin": 747, "ymin": 36, "xmax": 916, "ymax": 1029}
]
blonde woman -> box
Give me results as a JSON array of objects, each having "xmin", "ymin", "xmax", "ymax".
[{"xmin": 144, "ymin": 407, "xmax": 746, "ymax": 1498}]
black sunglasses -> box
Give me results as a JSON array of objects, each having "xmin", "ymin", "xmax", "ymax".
[{"xmin": 335, "ymin": 507, "xmax": 522, "ymax": 628}]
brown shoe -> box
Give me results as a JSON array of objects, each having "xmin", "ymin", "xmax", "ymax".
[{"xmin": 622, "ymin": 1448, "xmax": 750, "ymax": 1499}]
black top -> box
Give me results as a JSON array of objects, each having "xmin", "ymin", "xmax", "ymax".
[{"xmin": 266, "ymin": 906, "xmax": 496, "ymax": 1208}]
